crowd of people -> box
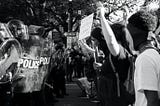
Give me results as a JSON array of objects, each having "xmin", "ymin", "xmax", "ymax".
[
  {"xmin": 76, "ymin": 2, "xmax": 160, "ymax": 106},
  {"xmin": 0, "ymin": 1, "xmax": 160, "ymax": 106}
]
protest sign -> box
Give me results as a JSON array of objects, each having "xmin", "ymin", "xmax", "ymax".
[{"xmin": 78, "ymin": 13, "xmax": 94, "ymax": 40}]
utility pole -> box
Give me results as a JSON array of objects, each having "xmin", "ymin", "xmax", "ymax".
[{"xmin": 68, "ymin": 0, "xmax": 73, "ymax": 33}]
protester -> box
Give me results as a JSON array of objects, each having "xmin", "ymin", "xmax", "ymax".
[
  {"xmin": 65, "ymin": 48, "xmax": 73, "ymax": 82},
  {"xmin": 50, "ymin": 43, "xmax": 68, "ymax": 98},
  {"xmin": 75, "ymin": 52, "xmax": 97, "ymax": 98},
  {"xmin": 90, "ymin": 26, "xmax": 110, "ymax": 106},
  {"xmin": 45, "ymin": 48, "xmax": 59, "ymax": 105},
  {"xmin": 127, "ymin": 10, "xmax": 160, "ymax": 106},
  {"xmin": 90, "ymin": 5, "xmax": 135, "ymax": 106},
  {"xmin": 71, "ymin": 44, "xmax": 84, "ymax": 78}
]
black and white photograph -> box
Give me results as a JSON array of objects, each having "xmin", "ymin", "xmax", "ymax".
[{"xmin": 0, "ymin": 0, "xmax": 160, "ymax": 106}]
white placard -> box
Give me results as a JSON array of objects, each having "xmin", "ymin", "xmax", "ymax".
[{"xmin": 78, "ymin": 13, "xmax": 94, "ymax": 40}]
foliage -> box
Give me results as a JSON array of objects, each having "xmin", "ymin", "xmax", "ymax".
[
  {"xmin": 0, "ymin": 0, "xmax": 157, "ymax": 37},
  {"xmin": 0, "ymin": 0, "xmax": 93, "ymax": 30}
]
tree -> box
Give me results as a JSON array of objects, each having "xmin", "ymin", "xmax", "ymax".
[
  {"xmin": 0, "ymin": 0, "xmax": 92, "ymax": 30},
  {"xmin": 0, "ymin": 0, "xmax": 155, "ymax": 38}
]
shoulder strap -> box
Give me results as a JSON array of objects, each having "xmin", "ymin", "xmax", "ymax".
[
  {"xmin": 125, "ymin": 56, "xmax": 135, "ymax": 94},
  {"xmin": 109, "ymin": 54, "xmax": 116, "ymax": 73},
  {"xmin": 141, "ymin": 46, "xmax": 160, "ymax": 54},
  {"xmin": 109, "ymin": 54, "xmax": 120, "ymax": 97}
]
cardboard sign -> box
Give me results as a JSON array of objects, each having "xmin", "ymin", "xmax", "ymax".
[{"xmin": 78, "ymin": 13, "xmax": 94, "ymax": 40}]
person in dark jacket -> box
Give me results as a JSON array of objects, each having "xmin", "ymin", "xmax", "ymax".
[{"xmin": 91, "ymin": 6, "xmax": 135, "ymax": 105}]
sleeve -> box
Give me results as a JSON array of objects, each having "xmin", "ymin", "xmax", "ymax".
[
  {"xmin": 135, "ymin": 55, "xmax": 159, "ymax": 92},
  {"xmin": 116, "ymin": 44, "xmax": 128, "ymax": 59}
]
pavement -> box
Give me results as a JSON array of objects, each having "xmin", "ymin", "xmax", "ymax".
[{"xmin": 54, "ymin": 82, "xmax": 99, "ymax": 106}]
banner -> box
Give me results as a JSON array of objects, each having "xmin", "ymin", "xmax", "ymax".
[{"xmin": 78, "ymin": 13, "xmax": 94, "ymax": 40}]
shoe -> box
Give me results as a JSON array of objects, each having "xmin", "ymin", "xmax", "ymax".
[{"xmin": 90, "ymin": 97, "xmax": 101, "ymax": 103}]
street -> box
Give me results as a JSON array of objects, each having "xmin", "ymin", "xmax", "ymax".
[{"xmin": 54, "ymin": 82, "xmax": 98, "ymax": 106}]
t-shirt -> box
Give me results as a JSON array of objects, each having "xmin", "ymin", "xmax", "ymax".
[
  {"xmin": 134, "ymin": 49, "xmax": 160, "ymax": 106},
  {"xmin": 100, "ymin": 44, "xmax": 131, "ymax": 83}
]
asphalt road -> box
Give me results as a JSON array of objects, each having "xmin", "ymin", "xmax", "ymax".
[{"xmin": 54, "ymin": 82, "xmax": 99, "ymax": 106}]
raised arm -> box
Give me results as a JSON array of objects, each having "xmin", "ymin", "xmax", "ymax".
[
  {"xmin": 78, "ymin": 40, "xmax": 95, "ymax": 54},
  {"xmin": 99, "ymin": 7, "xmax": 120, "ymax": 56}
]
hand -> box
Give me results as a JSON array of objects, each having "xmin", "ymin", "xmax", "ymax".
[
  {"xmin": 0, "ymin": 72, "xmax": 12, "ymax": 82},
  {"xmin": 95, "ymin": 1, "xmax": 103, "ymax": 9},
  {"xmin": 79, "ymin": 40, "xmax": 95, "ymax": 54},
  {"xmin": 100, "ymin": 7, "xmax": 107, "ymax": 17},
  {"xmin": 96, "ymin": 5, "xmax": 107, "ymax": 19},
  {"xmin": 122, "ymin": 6, "xmax": 129, "ymax": 21},
  {"xmin": 93, "ymin": 62, "xmax": 102, "ymax": 70}
]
